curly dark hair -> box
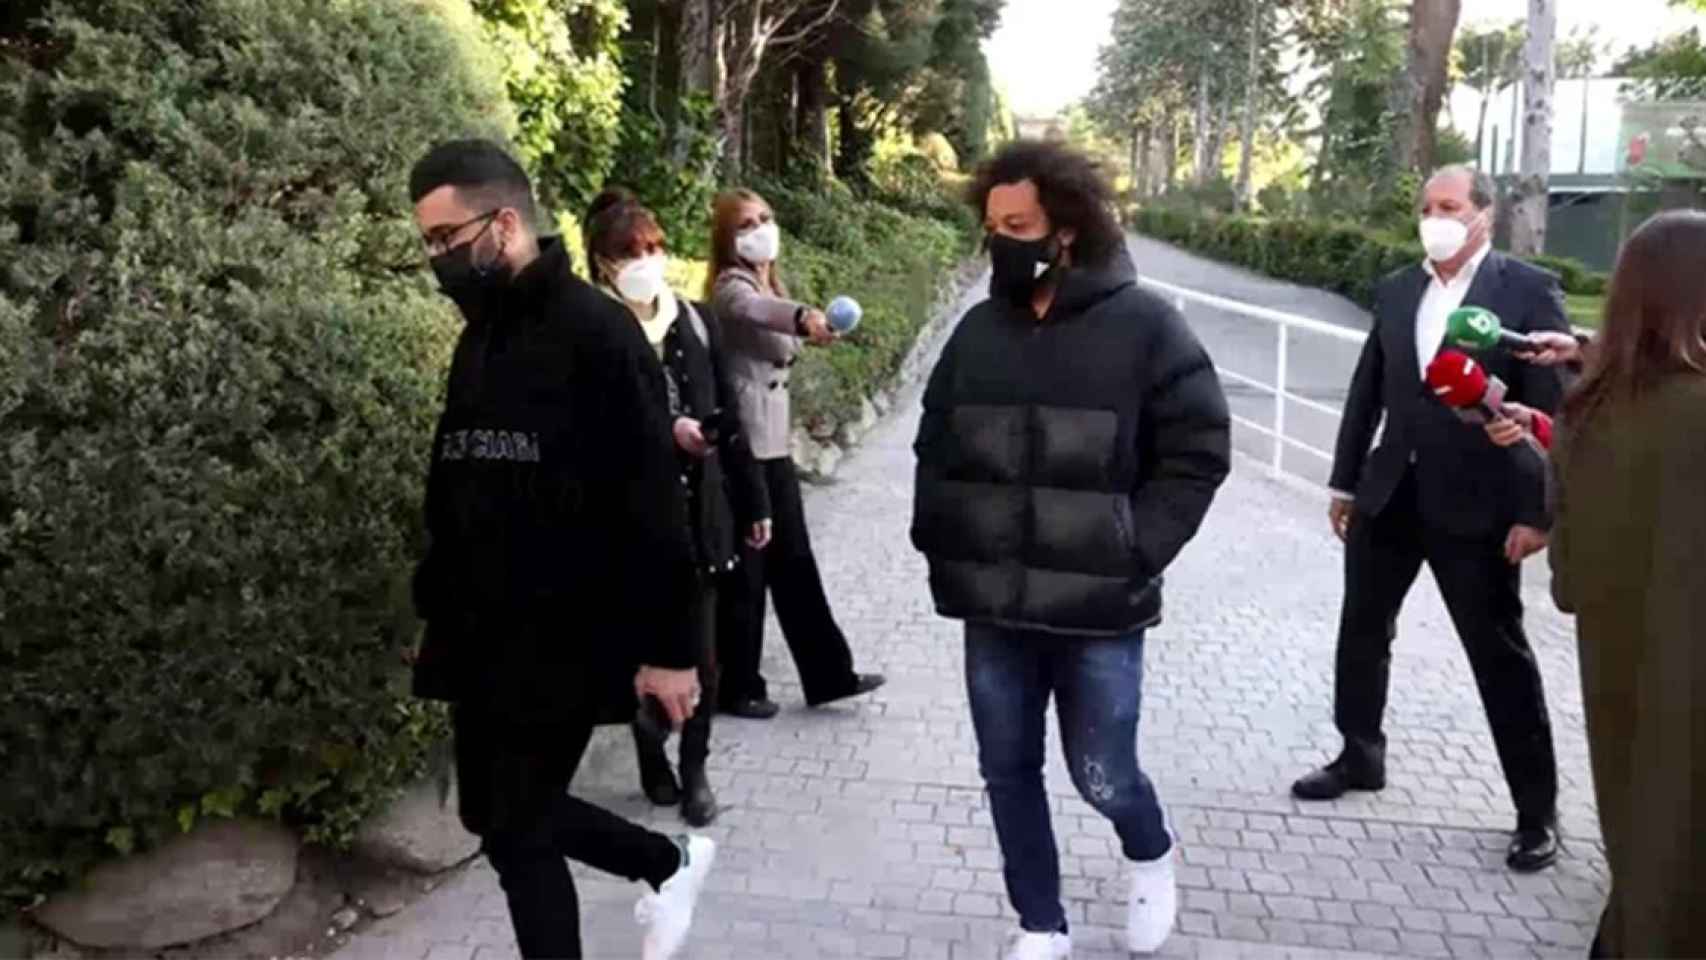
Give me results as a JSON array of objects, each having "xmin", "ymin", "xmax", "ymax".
[{"xmin": 967, "ymin": 140, "xmax": 1124, "ymax": 269}]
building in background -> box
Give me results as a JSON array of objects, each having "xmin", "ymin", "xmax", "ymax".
[
  {"xmin": 1013, "ymin": 114, "xmax": 1066, "ymax": 142},
  {"xmin": 1448, "ymin": 76, "xmax": 1706, "ymax": 269}
]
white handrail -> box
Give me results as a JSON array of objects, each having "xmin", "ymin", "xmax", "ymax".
[
  {"xmin": 1139, "ymin": 276, "xmax": 1368, "ymax": 343},
  {"xmin": 1137, "ymin": 277, "xmax": 1366, "ymax": 481}
]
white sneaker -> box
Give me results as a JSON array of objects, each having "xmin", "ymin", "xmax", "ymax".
[
  {"xmin": 635, "ymin": 835, "xmax": 716, "ymax": 960},
  {"xmin": 1125, "ymin": 842, "xmax": 1178, "ymax": 955},
  {"xmin": 1005, "ymin": 930, "xmax": 1071, "ymax": 960}
]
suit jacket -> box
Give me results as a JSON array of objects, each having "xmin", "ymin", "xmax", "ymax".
[
  {"xmin": 1329, "ymin": 250, "xmax": 1570, "ymax": 538},
  {"xmin": 711, "ymin": 267, "xmax": 803, "ymax": 460}
]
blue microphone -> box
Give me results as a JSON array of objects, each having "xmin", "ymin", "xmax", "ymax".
[{"xmin": 827, "ymin": 296, "xmax": 862, "ymax": 334}]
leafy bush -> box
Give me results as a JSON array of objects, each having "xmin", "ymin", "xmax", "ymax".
[
  {"xmin": 0, "ymin": 0, "xmax": 511, "ymax": 906},
  {"xmin": 610, "ymin": 94, "xmax": 722, "ymax": 260},
  {"xmin": 868, "ymin": 152, "xmax": 979, "ymax": 237},
  {"xmin": 1129, "ymin": 207, "xmax": 1610, "ymax": 308},
  {"xmin": 472, "ymin": 0, "xmax": 628, "ymax": 218},
  {"xmin": 751, "ymin": 179, "xmax": 975, "ymax": 432}
]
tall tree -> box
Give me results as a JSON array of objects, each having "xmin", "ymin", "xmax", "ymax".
[
  {"xmin": 1392, "ymin": 0, "xmax": 1463, "ymax": 173},
  {"xmin": 1511, "ymin": 0, "xmax": 1554, "ymax": 256},
  {"xmin": 1296, "ymin": 0, "xmax": 1405, "ymax": 208},
  {"xmin": 1235, "ymin": 0, "xmax": 1266, "ymax": 208},
  {"xmin": 1456, "ymin": 22, "xmax": 1524, "ymax": 167}
]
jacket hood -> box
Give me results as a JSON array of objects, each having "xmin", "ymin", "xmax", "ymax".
[{"xmin": 1048, "ymin": 247, "xmax": 1139, "ymax": 319}]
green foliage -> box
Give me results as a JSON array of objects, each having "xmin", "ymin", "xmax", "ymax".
[
  {"xmin": 471, "ymin": 0, "xmax": 628, "ymax": 217},
  {"xmin": 610, "ymin": 93, "xmax": 721, "ymax": 259},
  {"xmin": 1300, "ymin": 0, "xmax": 1405, "ymax": 211},
  {"xmin": 831, "ymin": 0, "xmax": 1003, "ymax": 180},
  {"xmin": 0, "ymin": 0, "xmax": 497, "ymax": 906},
  {"xmin": 751, "ymin": 179, "xmax": 974, "ymax": 431},
  {"xmin": 1615, "ymin": 27, "xmax": 1706, "ymax": 101},
  {"xmin": 1435, "ymin": 126, "xmax": 1475, "ymax": 167},
  {"xmin": 1129, "ymin": 208, "xmax": 1610, "ymax": 309}
]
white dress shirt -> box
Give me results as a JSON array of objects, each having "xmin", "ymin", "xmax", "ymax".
[
  {"xmin": 1329, "ymin": 242, "xmax": 1492, "ymax": 500},
  {"xmin": 1415, "ymin": 242, "xmax": 1492, "ymax": 378}
]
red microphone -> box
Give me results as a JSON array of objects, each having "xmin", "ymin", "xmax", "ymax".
[{"xmin": 1426, "ymin": 350, "xmax": 1545, "ymax": 455}]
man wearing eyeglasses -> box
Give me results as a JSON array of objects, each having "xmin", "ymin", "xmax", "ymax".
[{"xmin": 406, "ymin": 139, "xmax": 714, "ymax": 960}]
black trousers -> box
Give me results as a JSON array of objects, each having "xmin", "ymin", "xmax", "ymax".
[
  {"xmin": 634, "ymin": 585, "xmax": 719, "ymax": 772},
  {"xmin": 716, "ymin": 456, "xmax": 858, "ymax": 706},
  {"xmin": 453, "ymin": 705, "xmax": 682, "ymax": 959},
  {"xmin": 1333, "ymin": 470, "xmax": 1559, "ymax": 822}
]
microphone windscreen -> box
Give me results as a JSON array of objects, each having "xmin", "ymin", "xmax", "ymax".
[
  {"xmin": 1425, "ymin": 349, "xmax": 1489, "ymax": 409},
  {"xmin": 1445, "ymin": 306, "xmax": 1503, "ymax": 351},
  {"xmin": 827, "ymin": 295, "xmax": 862, "ymax": 334}
]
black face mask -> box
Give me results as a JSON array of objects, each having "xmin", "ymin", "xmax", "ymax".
[
  {"xmin": 987, "ymin": 232, "xmax": 1058, "ymax": 306},
  {"xmin": 430, "ymin": 216, "xmax": 507, "ymax": 313}
]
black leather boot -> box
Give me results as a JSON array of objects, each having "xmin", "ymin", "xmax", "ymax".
[{"xmin": 632, "ymin": 722, "xmax": 680, "ymax": 806}]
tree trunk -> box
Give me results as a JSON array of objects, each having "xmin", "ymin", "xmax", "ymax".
[
  {"xmin": 1193, "ymin": 65, "xmax": 1212, "ymax": 186},
  {"xmin": 1235, "ymin": 0, "xmax": 1261, "ymax": 210},
  {"xmin": 1203, "ymin": 100, "xmax": 1226, "ymax": 186},
  {"xmin": 679, "ymin": 0, "xmax": 714, "ymax": 95},
  {"xmin": 1511, "ymin": 0, "xmax": 1555, "ymax": 256},
  {"xmin": 1394, "ymin": 0, "xmax": 1464, "ymax": 173},
  {"xmin": 1165, "ymin": 115, "xmax": 1180, "ymax": 191},
  {"xmin": 796, "ymin": 53, "xmax": 832, "ymax": 184},
  {"xmin": 1474, "ymin": 90, "xmax": 1490, "ymax": 167}
]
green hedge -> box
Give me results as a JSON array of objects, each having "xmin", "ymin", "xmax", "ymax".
[
  {"xmin": 0, "ymin": 0, "xmax": 981, "ymax": 914},
  {"xmin": 0, "ymin": 0, "xmax": 514, "ymax": 907},
  {"xmin": 1129, "ymin": 207, "xmax": 1611, "ymax": 308},
  {"xmin": 755, "ymin": 179, "xmax": 976, "ymax": 434}
]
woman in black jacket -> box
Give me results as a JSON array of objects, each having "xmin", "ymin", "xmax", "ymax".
[{"xmin": 584, "ymin": 189, "xmax": 771, "ymax": 827}]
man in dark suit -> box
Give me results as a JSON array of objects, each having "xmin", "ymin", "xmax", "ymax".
[{"xmin": 1292, "ymin": 165, "xmax": 1571, "ymax": 873}]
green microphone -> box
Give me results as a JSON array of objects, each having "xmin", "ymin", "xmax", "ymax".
[{"xmin": 1445, "ymin": 306, "xmax": 1535, "ymax": 353}]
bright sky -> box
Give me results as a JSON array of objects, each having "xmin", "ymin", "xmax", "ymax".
[{"xmin": 985, "ymin": 0, "xmax": 1706, "ymax": 120}]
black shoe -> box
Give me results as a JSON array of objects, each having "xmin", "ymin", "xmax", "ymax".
[
  {"xmin": 720, "ymin": 697, "xmax": 781, "ymax": 720},
  {"xmin": 680, "ymin": 771, "xmax": 719, "ymax": 827},
  {"xmin": 1507, "ymin": 821, "xmax": 1559, "ymax": 872},
  {"xmin": 634, "ymin": 731, "xmax": 681, "ymax": 807},
  {"xmin": 806, "ymin": 672, "xmax": 886, "ymax": 708},
  {"xmin": 1291, "ymin": 758, "xmax": 1386, "ymax": 801}
]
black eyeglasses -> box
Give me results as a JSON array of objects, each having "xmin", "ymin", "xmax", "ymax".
[{"xmin": 421, "ymin": 210, "xmax": 499, "ymax": 256}]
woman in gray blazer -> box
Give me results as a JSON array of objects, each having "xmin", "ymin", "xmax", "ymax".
[{"xmin": 706, "ymin": 189, "xmax": 885, "ymax": 719}]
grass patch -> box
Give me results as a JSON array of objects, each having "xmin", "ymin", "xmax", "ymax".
[{"xmin": 1565, "ymin": 294, "xmax": 1604, "ymax": 330}]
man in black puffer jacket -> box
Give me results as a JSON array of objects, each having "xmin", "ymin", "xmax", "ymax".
[
  {"xmin": 406, "ymin": 141, "xmax": 714, "ymax": 960},
  {"xmin": 911, "ymin": 141, "xmax": 1230, "ymax": 960}
]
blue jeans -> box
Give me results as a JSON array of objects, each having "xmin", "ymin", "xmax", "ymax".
[{"xmin": 965, "ymin": 623, "xmax": 1172, "ymax": 933}]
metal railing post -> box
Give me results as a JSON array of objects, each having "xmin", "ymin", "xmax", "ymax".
[{"xmin": 1272, "ymin": 323, "xmax": 1288, "ymax": 478}]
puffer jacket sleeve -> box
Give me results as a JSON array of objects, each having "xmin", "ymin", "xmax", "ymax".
[
  {"xmin": 910, "ymin": 316, "xmax": 961, "ymax": 553},
  {"xmin": 1127, "ymin": 302, "xmax": 1231, "ymax": 575}
]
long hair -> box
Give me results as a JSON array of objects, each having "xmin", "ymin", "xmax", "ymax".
[
  {"xmin": 705, "ymin": 188, "xmax": 787, "ymax": 300},
  {"xmin": 1563, "ymin": 210, "xmax": 1706, "ymax": 427},
  {"xmin": 966, "ymin": 139, "xmax": 1125, "ymax": 269}
]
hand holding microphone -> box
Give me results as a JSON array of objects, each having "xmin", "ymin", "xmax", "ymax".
[
  {"xmin": 1425, "ymin": 349, "xmax": 1547, "ymax": 458},
  {"xmin": 1513, "ymin": 330, "xmax": 1584, "ymax": 368}
]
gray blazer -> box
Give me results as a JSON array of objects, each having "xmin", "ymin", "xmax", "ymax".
[{"xmin": 712, "ymin": 267, "xmax": 804, "ymax": 460}]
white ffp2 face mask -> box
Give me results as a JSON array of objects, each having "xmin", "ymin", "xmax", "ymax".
[
  {"xmin": 735, "ymin": 222, "xmax": 781, "ymax": 264},
  {"xmin": 1419, "ymin": 216, "xmax": 1471, "ymax": 263},
  {"xmin": 613, "ymin": 254, "xmax": 667, "ymax": 304}
]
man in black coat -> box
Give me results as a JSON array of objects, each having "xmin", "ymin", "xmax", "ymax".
[
  {"xmin": 406, "ymin": 140, "xmax": 712, "ymax": 960},
  {"xmin": 911, "ymin": 141, "xmax": 1230, "ymax": 960},
  {"xmin": 1292, "ymin": 165, "xmax": 1571, "ymax": 874}
]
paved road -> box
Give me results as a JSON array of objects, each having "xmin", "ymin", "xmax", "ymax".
[
  {"xmin": 1128, "ymin": 235, "xmax": 1372, "ymax": 489},
  {"xmin": 337, "ymin": 243, "xmax": 1603, "ymax": 960}
]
